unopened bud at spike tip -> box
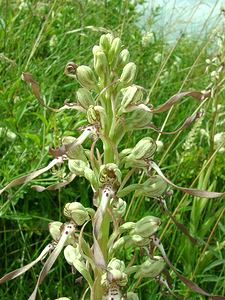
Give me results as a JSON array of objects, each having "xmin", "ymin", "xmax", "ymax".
[
  {"xmin": 94, "ymin": 50, "xmax": 109, "ymax": 80},
  {"xmin": 108, "ymin": 37, "xmax": 122, "ymax": 65},
  {"xmin": 100, "ymin": 33, "xmax": 113, "ymax": 53}
]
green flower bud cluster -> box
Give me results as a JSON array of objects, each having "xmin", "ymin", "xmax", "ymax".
[
  {"xmin": 93, "ymin": 46, "xmax": 109, "ymax": 82},
  {"xmin": 111, "ymin": 216, "xmax": 161, "ymax": 251},
  {"xmin": 101, "ymin": 258, "xmax": 128, "ymax": 288},
  {"xmin": 64, "ymin": 244, "xmax": 82, "ymax": 265},
  {"xmin": 68, "ymin": 159, "xmax": 89, "ymax": 176},
  {"xmin": 63, "ymin": 202, "xmax": 90, "ymax": 226},
  {"xmin": 99, "ymin": 163, "xmax": 122, "ymax": 188},
  {"xmin": 117, "ymin": 49, "xmax": 130, "ymax": 69},
  {"xmin": 135, "ymin": 176, "xmax": 168, "ymax": 198}
]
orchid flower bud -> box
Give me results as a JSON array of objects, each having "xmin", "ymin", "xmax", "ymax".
[
  {"xmin": 124, "ymin": 108, "xmax": 153, "ymax": 130},
  {"xmin": 110, "ymin": 197, "xmax": 127, "ymax": 218},
  {"xmin": 76, "ymin": 65, "xmax": 97, "ymax": 90},
  {"xmin": 119, "ymin": 62, "xmax": 137, "ymax": 87},
  {"xmin": 49, "ymin": 221, "xmax": 62, "ymax": 241},
  {"xmin": 119, "ymin": 222, "xmax": 135, "ymax": 233},
  {"xmin": 87, "ymin": 105, "xmax": 106, "ymax": 128},
  {"xmin": 108, "ymin": 37, "xmax": 122, "ymax": 65},
  {"xmin": 64, "ymin": 245, "xmax": 82, "ymax": 265},
  {"xmin": 92, "ymin": 45, "xmax": 102, "ymax": 55},
  {"xmin": 137, "ymin": 176, "xmax": 168, "ymax": 198},
  {"xmin": 130, "ymin": 137, "xmax": 156, "ymax": 160},
  {"xmin": 117, "ymin": 49, "xmax": 130, "ymax": 68},
  {"xmin": 108, "ymin": 269, "xmax": 128, "ymax": 286},
  {"xmin": 93, "ymin": 50, "xmax": 109, "ymax": 80},
  {"xmin": 123, "ymin": 137, "xmax": 156, "ymax": 168},
  {"xmin": 84, "ymin": 167, "xmax": 98, "ymax": 190},
  {"xmin": 131, "ymin": 216, "xmax": 161, "ymax": 238},
  {"xmin": 64, "ymin": 202, "xmax": 89, "ymax": 226},
  {"xmin": 62, "ymin": 136, "xmax": 87, "ymax": 161},
  {"xmin": 68, "ymin": 159, "xmax": 89, "ymax": 176},
  {"xmin": 64, "ymin": 245, "xmax": 92, "ymax": 287},
  {"xmin": 108, "ymin": 258, "xmax": 125, "ymax": 271},
  {"xmin": 118, "ymin": 86, "xmax": 143, "ymax": 115},
  {"xmin": 102, "ymin": 258, "xmax": 127, "ymax": 288},
  {"xmin": 134, "ymin": 257, "xmax": 165, "ymax": 278},
  {"xmin": 99, "ymin": 163, "xmax": 122, "ymax": 187},
  {"xmin": 129, "ymin": 234, "xmax": 149, "ymax": 247},
  {"xmin": 76, "ymin": 87, "xmax": 95, "ymax": 109},
  {"xmin": 111, "ymin": 236, "xmax": 130, "ymax": 253},
  {"xmin": 100, "ymin": 33, "xmax": 113, "ymax": 53}
]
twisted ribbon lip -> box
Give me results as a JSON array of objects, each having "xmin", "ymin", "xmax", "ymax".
[
  {"xmin": 0, "ymin": 243, "xmax": 54, "ymax": 284},
  {"xmin": 151, "ymin": 236, "xmax": 225, "ymax": 300}
]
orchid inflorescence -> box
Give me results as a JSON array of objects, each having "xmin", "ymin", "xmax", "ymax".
[{"xmin": 1, "ymin": 33, "xmax": 225, "ymax": 300}]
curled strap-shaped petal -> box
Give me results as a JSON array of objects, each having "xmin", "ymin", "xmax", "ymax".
[
  {"xmin": 22, "ymin": 73, "xmax": 85, "ymax": 113},
  {"xmin": 157, "ymin": 198, "xmax": 198, "ymax": 245},
  {"xmin": 150, "ymin": 90, "xmax": 210, "ymax": 113},
  {"xmin": 0, "ymin": 244, "xmax": 54, "ymax": 284},
  {"xmin": 28, "ymin": 223, "xmax": 75, "ymax": 300},
  {"xmin": 148, "ymin": 110, "xmax": 204, "ymax": 135},
  {"xmin": 0, "ymin": 157, "xmax": 63, "ymax": 195},
  {"xmin": 32, "ymin": 173, "xmax": 76, "ymax": 192},
  {"xmin": 152, "ymin": 236, "xmax": 225, "ymax": 300},
  {"xmin": 92, "ymin": 187, "xmax": 114, "ymax": 269},
  {"xmin": 151, "ymin": 161, "xmax": 225, "ymax": 198}
]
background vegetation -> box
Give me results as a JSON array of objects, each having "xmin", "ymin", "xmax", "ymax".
[{"xmin": 0, "ymin": 0, "xmax": 225, "ymax": 299}]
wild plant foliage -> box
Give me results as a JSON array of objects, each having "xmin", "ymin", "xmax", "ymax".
[{"xmin": 1, "ymin": 34, "xmax": 225, "ymax": 300}]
